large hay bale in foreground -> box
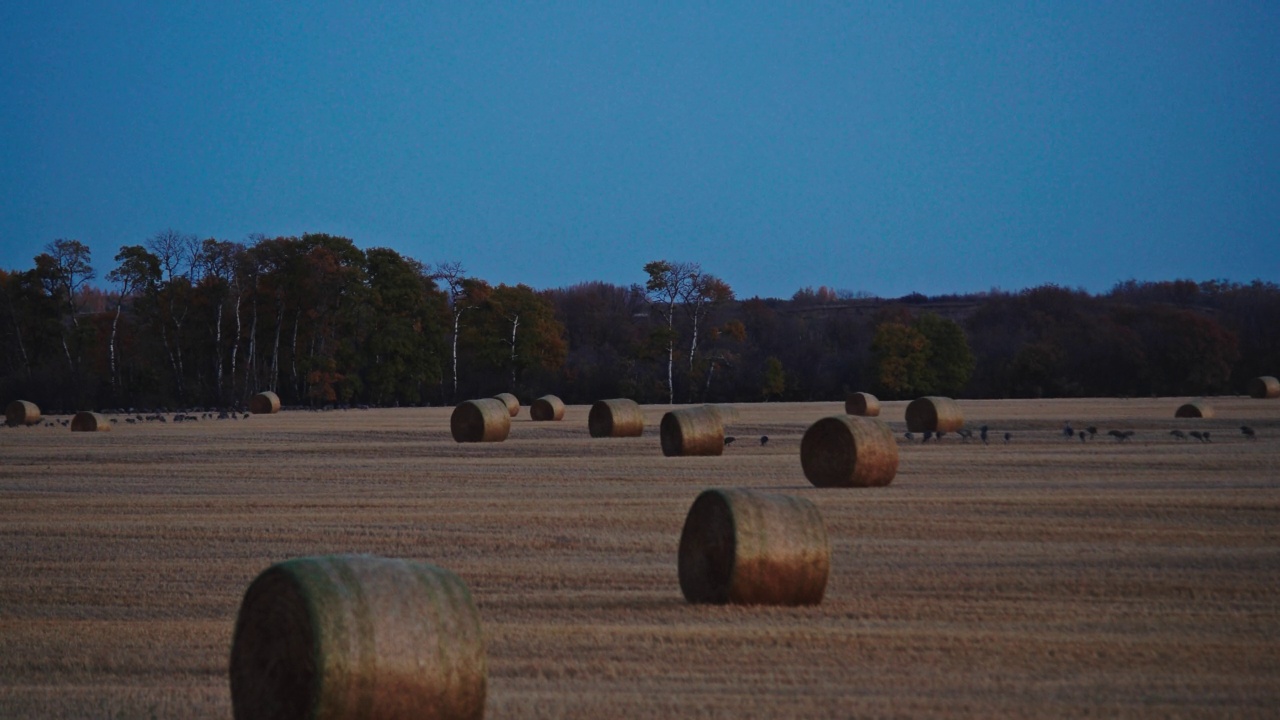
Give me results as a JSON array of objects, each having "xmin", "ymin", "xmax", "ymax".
[
  {"xmin": 702, "ymin": 404, "xmax": 740, "ymax": 426},
  {"xmin": 1175, "ymin": 401, "xmax": 1215, "ymax": 419},
  {"xmin": 678, "ymin": 488, "xmax": 829, "ymax": 606},
  {"xmin": 529, "ymin": 394, "xmax": 565, "ymax": 421},
  {"xmin": 801, "ymin": 415, "xmax": 899, "ymax": 488},
  {"xmin": 588, "ymin": 398, "xmax": 644, "ymax": 438},
  {"xmin": 70, "ymin": 411, "xmax": 110, "ymax": 432},
  {"xmin": 844, "ymin": 391, "xmax": 880, "ymax": 417},
  {"xmin": 5, "ymin": 400, "xmax": 40, "ymax": 426},
  {"xmin": 905, "ymin": 396, "xmax": 964, "ymax": 433},
  {"xmin": 249, "ymin": 391, "xmax": 281, "ymax": 415},
  {"xmin": 660, "ymin": 406, "xmax": 725, "ymax": 457},
  {"xmin": 451, "ymin": 399, "xmax": 511, "ymax": 443},
  {"xmin": 1249, "ymin": 376, "xmax": 1280, "ymax": 399},
  {"xmin": 493, "ymin": 393, "xmax": 520, "ymax": 417},
  {"xmin": 230, "ymin": 555, "xmax": 486, "ymax": 720}
]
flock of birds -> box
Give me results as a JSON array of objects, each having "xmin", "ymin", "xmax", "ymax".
[
  {"xmin": 892, "ymin": 421, "xmax": 1260, "ymax": 445},
  {"xmin": 724, "ymin": 436, "xmax": 768, "ymax": 446},
  {"xmin": 4, "ymin": 409, "xmax": 254, "ymax": 429}
]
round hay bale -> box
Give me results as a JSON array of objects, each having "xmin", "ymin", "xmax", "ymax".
[
  {"xmin": 493, "ymin": 392, "xmax": 520, "ymax": 417},
  {"xmin": 1249, "ymin": 376, "xmax": 1280, "ymax": 399},
  {"xmin": 905, "ymin": 396, "xmax": 964, "ymax": 433},
  {"xmin": 1175, "ymin": 400, "xmax": 1214, "ymax": 419},
  {"xmin": 588, "ymin": 398, "xmax": 644, "ymax": 438},
  {"xmin": 801, "ymin": 415, "xmax": 899, "ymax": 488},
  {"xmin": 249, "ymin": 391, "xmax": 281, "ymax": 415},
  {"xmin": 5, "ymin": 400, "xmax": 41, "ymax": 427},
  {"xmin": 70, "ymin": 411, "xmax": 110, "ymax": 432},
  {"xmin": 660, "ymin": 406, "xmax": 725, "ymax": 457},
  {"xmin": 678, "ymin": 488, "xmax": 829, "ymax": 606},
  {"xmin": 844, "ymin": 391, "xmax": 880, "ymax": 417},
  {"xmin": 230, "ymin": 554, "xmax": 486, "ymax": 720},
  {"xmin": 529, "ymin": 394, "xmax": 565, "ymax": 421},
  {"xmin": 451, "ymin": 398, "xmax": 511, "ymax": 443},
  {"xmin": 702, "ymin": 404, "xmax": 740, "ymax": 426}
]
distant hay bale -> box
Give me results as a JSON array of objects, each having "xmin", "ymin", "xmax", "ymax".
[
  {"xmin": 702, "ymin": 404, "xmax": 740, "ymax": 426},
  {"xmin": 844, "ymin": 392, "xmax": 880, "ymax": 417},
  {"xmin": 801, "ymin": 415, "xmax": 899, "ymax": 488},
  {"xmin": 660, "ymin": 407, "xmax": 725, "ymax": 457},
  {"xmin": 1175, "ymin": 401, "xmax": 1214, "ymax": 419},
  {"xmin": 5, "ymin": 400, "xmax": 40, "ymax": 426},
  {"xmin": 588, "ymin": 399, "xmax": 644, "ymax": 438},
  {"xmin": 451, "ymin": 399, "xmax": 511, "ymax": 443},
  {"xmin": 678, "ymin": 488, "xmax": 829, "ymax": 606},
  {"xmin": 1249, "ymin": 376, "xmax": 1280, "ymax": 399},
  {"xmin": 905, "ymin": 396, "xmax": 964, "ymax": 433},
  {"xmin": 493, "ymin": 393, "xmax": 520, "ymax": 417},
  {"xmin": 70, "ymin": 411, "xmax": 110, "ymax": 432},
  {"xmin": 249, "ymin": 391, "xmax": 281, "ymax": 415},
  {"xmin": 230, "ymin": 554, "xmax": 486, "ymax": 720},
  {"xmin": 529, "ymin": 395, "xmax": 565, "ymax": 421}
]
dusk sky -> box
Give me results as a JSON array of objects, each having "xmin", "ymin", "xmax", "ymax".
[{"xmin": 2, "ymin": 2, "xmax": 1278, "ymax": 299}]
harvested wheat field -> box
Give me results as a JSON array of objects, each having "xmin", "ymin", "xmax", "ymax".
[{"xmin": 1, "ymin": 397, "xmax": 1278, "ymax": 718}]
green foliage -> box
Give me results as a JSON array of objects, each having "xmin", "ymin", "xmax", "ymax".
[
  {"xmin": 761, "ymin": 356, "xmax": 785, "ymax": 400},
  {"xmin": 912, "ymin": 312, "xmax": 975, "ymax": 395},
  {"xmin": 870, "ymin": 322, "xmax": 930, "ymax": 399}
]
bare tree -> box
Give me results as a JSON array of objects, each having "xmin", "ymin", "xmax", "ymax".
[
  {"xmin": 681, "ymin": 269, "xmax": 733, "ymax": 400},
  {"xmin": 432, "ymin": 261, "xmax": 477, "ymax": 401},
  {"xmin": 643, "ymin": 260, "xmax": 695, "ymax": 404}
]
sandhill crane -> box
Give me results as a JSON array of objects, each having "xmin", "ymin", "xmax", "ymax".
[
  {"xmin": 904, "ymin": 432, "xmax": 915, "ymax": 441},
  {"xmin": 922, "ymin": 431, "xmax": 933, "ymax": 443},
  {"xmin": 980, "ymin": 425, "xmax": 989, "ymax": 444},
  {"xmin": 1241, "ymin": 426, "xmax": 1256, "ymax": 440},
  {"xmin": 724, "ymin": 436, "xmax": 736, "ymax": 446},
  {"xmin": 760, "ymin": 436, "xmax": 769, "ymax": 446},
  {"xmin": 1170, "ymin": 430, "xmax": 1187, "ymax": 440},
  {"xmin": 1004, "ymin": 432, "xmax": 1012, "ymax": 443},
  {"xmin": 1086, "ymin": 426, "xmax": 1098, "ymax": 439},
  {"xmin": 1189, "ymin": 431, "xmax": 1203, "ymax": 442},
  {"xmin": 1062, "ymin": 422, "xmax": 1074, "ymax": 440}
]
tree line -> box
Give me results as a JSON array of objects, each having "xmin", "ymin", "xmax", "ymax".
[{"xmin": 2, "ymin": 234, "xmax": 1276, "ymax": 412}]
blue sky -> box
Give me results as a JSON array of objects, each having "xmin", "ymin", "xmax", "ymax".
[{"xmin": 2, "ymin": 2, "xmax": 1278, "ymax": 298}]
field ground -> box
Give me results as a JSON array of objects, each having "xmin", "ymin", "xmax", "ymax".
[{"xmin": 1, "ymin": 397, "xmax": 1278, "ymax": 718}]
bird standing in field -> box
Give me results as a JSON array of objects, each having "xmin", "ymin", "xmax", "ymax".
[
  {"xmin": 922, "ymin": 431, "xmax": 933, "ymax": 443},
  {"xmin": 980, "ymin": 425, "xmax": 989, "ymax": 444},
  {"xmin": 760, "ymin": 435, "xmax": 769, "ymax": 446},
  {"xmin": 724, "ymin": 436, "xmax": 736, "ymax": 446},
  {"xmin": 1086, "ymin": 426, "xmax": 1098, "ymax": 439},
  {"xmin": 1004, "ymin": 432, "xmax": 1013, "ymax": 443},
  {"xmin": 1170, "ymin": 430, "xmax": 1187, "ymax": 440},
  {"xmin": 1189, "ymin": 431, "xmax": 1203, "ymax": 442},
  {"xmin": 1063, "ymin": 422, "xmax": 1074, "ymax": 440},
  {"xmin": 904, "ymin": 431, "xmax": 915, "ymax": 441},
  {"xmin": 1241, "ymin": 426, "xmax": 1256, "ymax": 440}
]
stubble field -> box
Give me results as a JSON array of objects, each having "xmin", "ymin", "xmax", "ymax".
[{"xmin": 1, "ymin": 397, "xmax": 1278, "ymax": 718}]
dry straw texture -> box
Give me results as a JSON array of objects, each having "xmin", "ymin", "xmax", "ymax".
[
  {"xmin": 451, "ymin": 399, "xmax": 511, "ymax": 443},
  {"xmin": 678, "ymin": 488, "xmax": 829, "ymax": 606},
  {"xmin": 905, "ymin": 396, "xmax": 965, "ymax": 433},
  {"xmin": 249, "ymin": 391, "xmax": 281, "ymax": 415},
  {"xmin": 493, "ymin": 393, "xmax": 520, "ymax": 417},
  {"xmin": 1175, "ymin": 401, "xmax": 1215, "ymax": 419},
  {"xmin": 703, "ymin": 404, "xmax": 741, "ymax": 426},
  {"xmin": 801, "ymin": 415, "xmax": 899, "ymax": 488},
  {"xmin": 230, "ymin": 554, "xmax": 486, "ymax": 720},
  {"xmin": 660, "ymin": 407, "xmax": 725, "ymax": 457},
  {"xmin": 529, "ymin": 395, "xmax": 565, "ymax": 422},
  {"xmin": 844, "ymin": 392, "xmax": 881, "ymax": 417},
  {"xmin": 69, "ymin": 411, "xmax": 110, "ymax": 432},
  {"xmin": 588, "ymin": 398, "xmax": 645, "ymax": 438},
  {"xmin": 5, "ymin": 399, "xmax": 40, "ymax": 426},
  {"xmin": 1250, "ymin": 376, "xmax": 1280, "ymax": 399}
]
